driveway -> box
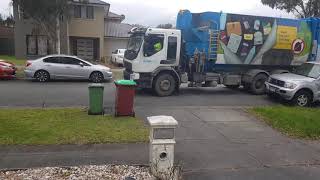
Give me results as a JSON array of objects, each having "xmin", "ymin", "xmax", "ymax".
[
  {"xmin": 0, "ymin": 81, "xmax": 275, "ymax": 107},
  {"xmin": 136, "ymin": 106, "xmax": 320, "ymax": 180}
]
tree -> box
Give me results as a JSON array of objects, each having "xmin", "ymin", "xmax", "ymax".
[
  {"xmin": 261, "ymin": 0, "xmax": 320, "ymax": 18},
  {"xmin": 0, "ymin": 14, "xmax": 4, "ymax": 26},
  {"xmin": 156, "ymin": 23, "xmax": 173, "ymax": 29},
  {"xmin": 12, "ymin": 0, "xmax": 70, "ymax": 53},
  {"xmin": 5, "ymin": 15, "xmax": 15, "ymax": 27}
]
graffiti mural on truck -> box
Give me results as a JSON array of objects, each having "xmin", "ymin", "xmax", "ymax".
[
  {"xmin": 217, "ymin": 13, "xmax": 312, "ymax": 66},
  {"xmin": 177, "ymin": 11, "xmax": 313, "ymax": 67}
]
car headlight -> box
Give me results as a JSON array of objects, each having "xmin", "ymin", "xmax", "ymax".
[{"xmin": 284, "ymin": 82, "xmax": 297, "ymax": 89}]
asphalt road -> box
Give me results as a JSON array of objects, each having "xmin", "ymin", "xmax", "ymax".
[{"xmin": 0, "ymin": 80, "xmax": 276, "ymax": 108}]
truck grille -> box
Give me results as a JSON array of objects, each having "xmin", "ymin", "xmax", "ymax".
[{"xmin": 269, "ymin": 78, "xmax": 285, "ymax": 87}]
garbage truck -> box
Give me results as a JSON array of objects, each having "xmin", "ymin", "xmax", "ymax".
[{"xmin": 123, "ymin": 10, "xmax": 320, "ymax": 96}]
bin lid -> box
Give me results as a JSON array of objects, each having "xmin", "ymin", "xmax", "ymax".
[
  {"xmin": 115, "ymin": 80, "xmax": 137, "ymax": 86},
  {"xmin": 89, "ymin": 83, "xmax": 104, "ymax": 88}
]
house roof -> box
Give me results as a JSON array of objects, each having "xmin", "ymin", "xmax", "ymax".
[
  {"xmin": 108, "ymin": 12, "xmax": 124, "ymax": 18},
  {"xmin": 105, "ymin": 11, "xmax": 125, "ymax": 21},
  {"xmin": 105, "ymin": 22, "xmax": 133, "ymax": 38}
]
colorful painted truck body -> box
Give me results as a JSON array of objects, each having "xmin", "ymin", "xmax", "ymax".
[{"xmin": 123, "ymin": 10, "xmax": 320, "ymax": 96}]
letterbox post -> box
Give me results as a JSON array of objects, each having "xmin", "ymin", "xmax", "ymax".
[{"xmin": 147, "ymin": 116, "xmax": 178, "ymax": 179}]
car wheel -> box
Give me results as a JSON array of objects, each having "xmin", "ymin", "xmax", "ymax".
[
  {"xmin": 292, "ymin": 90, "xmax": 312, "ymax": 107},
  {"xmin": 34, "ymin": 70, "xmax": 50, "ymax": 82},
  {"xmin": 154, "ymin": 73, "xmax": 176, "ymax": 97},
  {"xmin": 90, "ymin": 72, "xmax": 104, "ymax": 83},
  {"xmin": 251, "ymin": 74, "xmax": 268, "ymax": 95}
]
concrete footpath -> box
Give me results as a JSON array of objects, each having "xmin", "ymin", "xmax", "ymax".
[{"xmin": 1, "ymin": 106, "xmax": 320, "ymax": 180}]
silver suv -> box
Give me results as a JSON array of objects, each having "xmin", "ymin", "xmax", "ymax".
[{"xmin": 266, "ymin": 62, "xmax": 320, "ymax": 107}]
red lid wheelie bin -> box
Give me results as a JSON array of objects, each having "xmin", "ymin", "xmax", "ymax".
[{"xmin": 114, "ymin": 80, "xmax": 137, "ymax": 117}]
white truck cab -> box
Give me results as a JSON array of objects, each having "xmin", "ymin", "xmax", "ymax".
[{"xmin": 124, "ymin": 28, "xmax": 183, "ymax": 96}]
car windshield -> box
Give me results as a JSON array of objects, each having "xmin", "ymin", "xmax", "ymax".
[
  {"xmin": 293, "ymin": 63, "xmax": 320, "ymax": 79},
  {"xmin": 125, "ymin": 35, "xmax": 143, "ymax": 60}
]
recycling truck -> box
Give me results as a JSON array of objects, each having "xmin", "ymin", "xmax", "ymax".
[{"xmin": 123, "ymin": 10, "xmax": 320, "ymax": 96}]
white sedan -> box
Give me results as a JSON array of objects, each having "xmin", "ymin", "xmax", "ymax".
[
  {"xmin": 24, "ymin": 55, "xmax": 112, "ymax": 83},
  {"xmin": 111, "ymin": 49, "xmax": 126, "ymax": 66}
]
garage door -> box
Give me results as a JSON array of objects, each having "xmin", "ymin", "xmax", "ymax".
[{"xmin": 76, "ymin": 39, "xmax": 94, "ymax": 60}]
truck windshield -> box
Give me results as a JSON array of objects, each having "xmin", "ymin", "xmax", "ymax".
[
  {"xmin": 125, "ymin": 35, "xmax": 143, "ymax": 60},
  {"xmin": 293, "ymin": 63, "xmax": 320, "ymax": 79}
]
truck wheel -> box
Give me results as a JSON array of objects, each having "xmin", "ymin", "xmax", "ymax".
[
  {"xmin": 292, "ymin": 90, "xmax": 312, "ymax": 107},
  {"xmin": 154, "ymin": 73, "xmax": 176, "ymax": 97},
  {"xmin": 225, "ymin": 85, "xmax": 240, "ymax": 89},
  {"xmin": 251, "ymin": 74, "xmax": 268, "ymax": 95}
]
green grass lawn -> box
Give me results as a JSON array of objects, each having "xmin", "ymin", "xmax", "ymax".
[
  {"xmin": 0, "ymin": 108, "xmax": 149, "ymax": 145},
  {"xmin": 0, "ymin": 55, "xmax": 26, "ymax": 66},
  {"xmin": 251, "ymin": 106, "xmax": 320, "ymax": 140}
]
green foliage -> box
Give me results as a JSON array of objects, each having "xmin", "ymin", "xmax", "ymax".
[
  {"xmin": 12, "ymin": 0, "xmax": 70, "ymax": 49},
  {"xmin": 0, "ymin": 14, "xmax": 14, "ymax": 27},
  {"xmin": 252, "ymin": 106, "xmax": 320, "ymax": 139},
  {"xmin": 0, "ymin": 108, "xmax": 149, "ymax": 145},
  {"xmin": 13, "ymin": 0, "xmax": 68, "ymax": 20},
  {"xmin": 261, "ymin": 0, "xmax": 320, "ymax": 18}
]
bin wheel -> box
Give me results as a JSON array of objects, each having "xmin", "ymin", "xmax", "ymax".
[
  {"xmin": 154, "ymin": 73, "xmax": 176, "ymax": 97},
  {"xmin": 90, "ymin": 72, "xmax": 104, "ymax": 83}
]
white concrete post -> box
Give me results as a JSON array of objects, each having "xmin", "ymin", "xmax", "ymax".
[{"xmin": 148, "ymin": 116, "xmax": 178, "ymax": 180}]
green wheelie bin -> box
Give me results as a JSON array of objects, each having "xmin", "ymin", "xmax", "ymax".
[{"xmin": 88, "ymin": 83, "xmax": 104, "ymax": 115}]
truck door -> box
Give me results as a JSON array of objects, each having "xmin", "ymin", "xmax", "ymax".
[{"xmin": 161, "ymin": 36, "xmax": 179, "ymax": 65}]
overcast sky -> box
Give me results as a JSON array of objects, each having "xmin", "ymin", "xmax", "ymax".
[{"xmin": 0, "ymin": 0, "xmax": 294, "ymax": 26}]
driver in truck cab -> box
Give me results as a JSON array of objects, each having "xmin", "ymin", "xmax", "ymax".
[{"xmin": 154, "ymin": 41, "xmax": 162, "ymax": 52}]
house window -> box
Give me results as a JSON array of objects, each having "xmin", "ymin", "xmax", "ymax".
[
  {"xmin": 86, "ymin": 6, "xmax": 94, "ymax": 19},
  {"xmin": 26, "ymin": 35, "xmax": 48, "ymax": 56},
  {"xmin": 74, "ymin": 5, "xmax": 82, "ymax": 18}
]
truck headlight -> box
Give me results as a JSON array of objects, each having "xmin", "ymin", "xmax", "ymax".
[{"xmin": 284, "ymin": 82, "xmax": 297, "ymax": 89}]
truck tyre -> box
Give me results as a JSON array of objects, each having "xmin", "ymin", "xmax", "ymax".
[
  {"xmin": 154, "ymin": 73, "xmax": 176, "ymax": 97},
  {"xmin": 250, "ymin": 73, "xmax": 268, "ymax": 95},
  {"xmin": 292, "ymin": 90, "xmax": 312, "ymax": 107}
]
